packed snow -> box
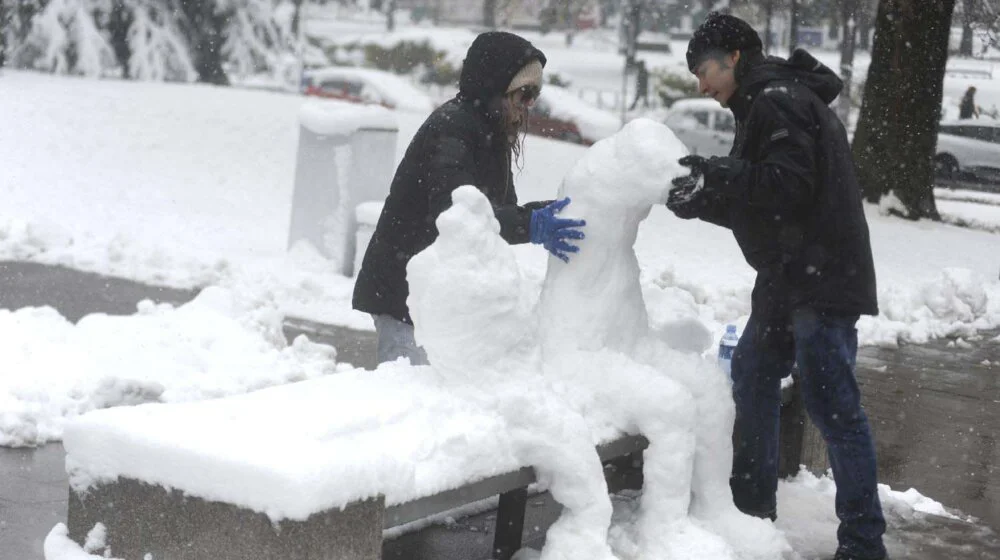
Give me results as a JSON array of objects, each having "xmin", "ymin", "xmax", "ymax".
[{"xmin": 0, "ymin": 287, "xmax": 341, "ymax": 447}]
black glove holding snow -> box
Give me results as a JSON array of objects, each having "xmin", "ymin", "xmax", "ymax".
[{"xmin": 666, "ymin": 155, "xmax": 709, "ymax": 219}]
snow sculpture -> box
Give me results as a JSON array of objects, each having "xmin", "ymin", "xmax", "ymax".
[{"xmin": 407, "ymin": 119, "xmax": 790, "ymax": 559}]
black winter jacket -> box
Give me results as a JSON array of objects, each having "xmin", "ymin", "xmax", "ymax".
[
  {"xmin": 689, "ymin": 49, "xmax": 878, "ymax": 318},
  {"xmin": 353, "ymin": 33, "xmax": 548, "ymax": 324}
]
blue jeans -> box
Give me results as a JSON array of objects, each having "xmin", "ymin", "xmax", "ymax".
[
  {"xmin": 731, "ymin": 307, "xmax": 886, "ymax": 559},
  {"xmin": 372, "ymin": 314, "xmax": 429, "ymax": 366}
]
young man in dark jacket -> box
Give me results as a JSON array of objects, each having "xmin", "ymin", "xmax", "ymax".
[
  {"xmin": 667, "ymin": 13, "xmax": 887, "ymax": 560},
  {"xmin": 353, "ymin": 31, "xmax": 585, "ymax": 366}
]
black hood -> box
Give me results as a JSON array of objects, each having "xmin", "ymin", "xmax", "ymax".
[
  {"xmin": 732, "ymin": 49, "xmax": 842, "ymax": 116},
  {"xmin": 459, "ymin": 32, "xmax": 546, "ymax": 104}
]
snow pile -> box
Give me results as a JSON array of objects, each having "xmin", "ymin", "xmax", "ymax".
[
  {"xmin": 859, "ymin": 267, "xmax": 1000, "ymax": 346},
  {"xmin": 0, "ymin": 286, "xmax": 339, "ymax": 447},
  {"xmin": 775, "ymin": 469, "xmax": 960, "ymax": 559}
]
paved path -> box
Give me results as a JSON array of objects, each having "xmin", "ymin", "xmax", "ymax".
[{"xmin": 1, "ymin": 262, "xmax": 999, "ymax": 559}]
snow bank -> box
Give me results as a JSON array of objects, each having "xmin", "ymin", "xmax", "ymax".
[
  {"xmin": 775, "ymin": 469, "xmax": 961, "ymax": 559},
  {"xmin": 0, "ymin": 287, "xmax": 339, "ymax": 447}
]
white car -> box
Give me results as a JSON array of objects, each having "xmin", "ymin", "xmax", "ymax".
[
  {"xmin": 661, "ymin": 98, "xmax": 735, "ymax": 157},
  {"xmin": 301, "ymin": 66, "xmax": 435, "ymax": 114},
  {"xmin": 935, "ymin": 119, "xmax": 1000, "ymax": 183}
]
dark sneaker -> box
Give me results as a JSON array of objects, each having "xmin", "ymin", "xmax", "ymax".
[
  {"xmin": 832, "ymin": 549, "xmax": 887, "ymax": 560},
  {"xmin": 737, "ymin": 507, "xmax": 776, "ymax": 522}
]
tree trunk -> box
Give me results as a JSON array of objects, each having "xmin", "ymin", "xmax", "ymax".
[
  {"xmin": 789, "ymin": 0, "xmax": 799, "ymax": 55},
  {"xmin": 291, "ymin": 0, "xmax": 304, "ymax": 36},
  {"xmin": 178, "ymin": 0, "xmax": 230, "ymax": 86},
  {"xmin": 0, "ymin": 0, "xmax": 8, "ymax": 69},
  {"xmin": 386, "ymin": 0, "xmax": 396, "ymax": 32},
  {"xmin": 837, "ymin": 0, "xmax": 858, "ymax": 125},
  {"xmin": 765, "ymin": 0, "xmax": 774, "ymax": 53},
  {"xmin": 483, "ymin": 0, "xmax": 496, "ymax": 28},
  {"xmin": 851, "ymin": 0, "xmax": 956, "ymax": 220},
  {"xmin": 857, "ymin": 0, "xmax": 874, "ymax": 49},
  {"xmin": 959, "ymin": 0, "xmax": 974, "ymax": 56},
  {"xmin": 108, "ymin": 0, "xmax": 132, "ymax": 78}
]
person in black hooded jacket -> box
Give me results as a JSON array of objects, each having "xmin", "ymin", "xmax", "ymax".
[
  {"xmin": 353, "ymin": 31, "xmax": 586, "ymax": 366},
  {"xmin": 667, "ymin": 13, "xmax": 887, "ymax": 560}
]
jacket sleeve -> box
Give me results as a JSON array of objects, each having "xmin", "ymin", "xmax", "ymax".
[
  {"xmin": 685, "ymin": 190, "xmax": 732, "ymax": 229},
  {"xmin": 424, "ymin": 124, "xmax": 544, "ymax": 245},
  {"xmin": 705, "ymin": 87, "xmax": 817, "ymax": 213}
]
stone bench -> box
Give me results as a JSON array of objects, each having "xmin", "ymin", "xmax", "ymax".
[{"xmin": 67, "ymin": 434, "xmax": 648, "ymax": 560}]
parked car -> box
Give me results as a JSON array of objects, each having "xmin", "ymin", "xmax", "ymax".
[
  {"xmin": 661, "ymin": 98, "xmax": 735, "ymax": 157},
  {"xmin": 528, "ymin": 85, "xmax": 622, "ymax": 145},
  {"xmin": 935, "ymin": 119, "xmax": 1000, "ymax": 184},
  {"xmin": 301, "ymin": 67, "xmax": 435, "ymax": 113}
]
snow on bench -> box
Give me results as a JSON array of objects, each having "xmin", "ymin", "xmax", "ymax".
[
  {"xmin": 60, "ymin": 120, "xmax": 791, "ymax": 560},
  {"xmin": 62, "ymin": 364, "xmax": 647, "ymax": 559}
]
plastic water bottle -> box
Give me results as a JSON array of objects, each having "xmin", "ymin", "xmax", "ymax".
[{"xmin": 718, "ymin": 324, "xmax": 740, "ymax": 378}]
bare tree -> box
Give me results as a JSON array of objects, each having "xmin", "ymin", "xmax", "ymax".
[
  {"xmin": 959, "ymin": 0, "xmax": 974, "ymax": 55},
  {"xmin": 788, "ymin": 0, "xmax": 798, "ymax": 54},
  {"xmin": 484, "ymin": 0, "xmax": 496, "ymax": 28},
  {"xmin": 852, "ymin": 0, "xmax": 957, "ymax": 220},
  {"xmin": 836, "ymin": 0, "xmax": 857, "ymax": 124}
]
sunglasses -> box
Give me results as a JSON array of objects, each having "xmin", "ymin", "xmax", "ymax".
[{"xmin": 507, "ymin": 85, "xmax": 541, "ymax": 106}]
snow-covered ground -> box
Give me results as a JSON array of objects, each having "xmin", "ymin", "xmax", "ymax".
[
  {"xmin": 3, "ymin": 12, "xmax": 1000, "ymax": 559},
  {"xmin": 2, "ymin": 63, "xmax": 999, "ymax": 443}
]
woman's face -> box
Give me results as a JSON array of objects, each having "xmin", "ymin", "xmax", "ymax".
[{"xmin": 502, "ymin": 85, "xmax": 540, "ymax": 139}]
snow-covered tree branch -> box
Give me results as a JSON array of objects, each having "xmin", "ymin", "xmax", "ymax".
[{"xmin": 4, "ymin": 0, "xmax": 299, "ymax": 84}]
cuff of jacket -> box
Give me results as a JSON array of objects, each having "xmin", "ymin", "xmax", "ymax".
[{"xmin": 704, "ymin": 157, "xmax": 745, "ymax": 198}]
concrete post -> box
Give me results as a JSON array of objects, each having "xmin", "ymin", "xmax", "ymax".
[
  {"xmin": 68, "ymin": 478, "xmax": 385, "ymax": 560},
  {"xmin": 289, "ymin": 102, "xmax": 398, "ymax": 276}
]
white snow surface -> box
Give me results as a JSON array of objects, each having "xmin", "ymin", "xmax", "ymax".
[
  {"xmin": 0, "ymin": 287, "xmax": 340, "ymax": 447},
  {"xmin": 298, "ymin": 99, "xmax": 399, "ymax": 136},
  {"xmin": 2, "ymin": 68, "xmax": 1000, "ymax": 446}
]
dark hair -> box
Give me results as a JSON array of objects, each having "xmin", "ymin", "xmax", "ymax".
[{"xmin": 687, "ymin": 12, "xmax": 763, "ymax": 72}]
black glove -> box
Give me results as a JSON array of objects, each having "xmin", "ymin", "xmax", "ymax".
[
  {"xmin": 677, "ymin": 154, "xmax": 710, "ymax": 177},
  {"xmin": 666, "ymin": 155, "xmax": 710, "ymax": 219}
]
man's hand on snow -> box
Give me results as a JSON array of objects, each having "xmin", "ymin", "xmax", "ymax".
[
  {"xmin": 666, "ymin": 155, "xmax": 709, "ymax": 219},
  {"xmin": 677, "ymin": 154, "xmax": 711, "ymax": 178},
  {"xmin": 530, "ymin": 197, "xmax": 586, "ymax": 263}
]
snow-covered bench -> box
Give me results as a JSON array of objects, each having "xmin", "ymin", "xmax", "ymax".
[{"xmin": 62, "ymin": 365, "xmax": 648, "ymax": 560}]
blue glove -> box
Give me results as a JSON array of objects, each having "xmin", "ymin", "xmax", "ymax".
[{"xmin": 529, "ymin": 197, "xmax": 586, "ymax": 263}]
